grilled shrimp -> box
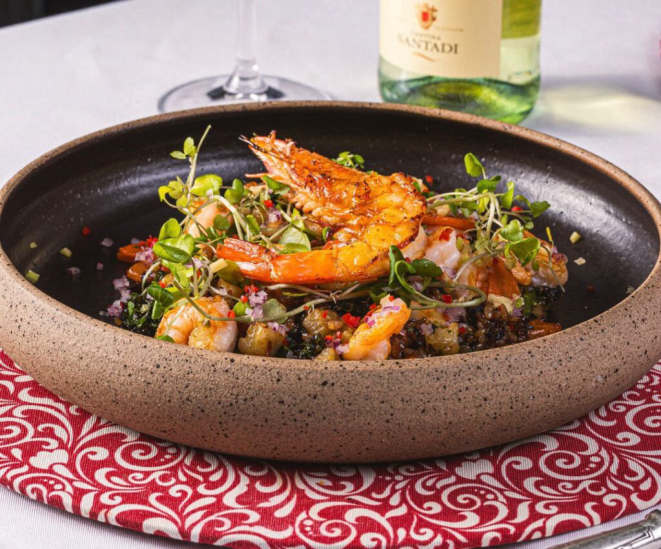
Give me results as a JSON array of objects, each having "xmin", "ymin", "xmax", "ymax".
[
  {"xmin": 156, "ymin": 296, "xmax": 238, "ymax": 352},
  {"xmin": 216, "ymin": 134, "xmax": 427, "ymax": 284},
  {"xmin": 510, "ymin": 232, "xmax": 568, "ymax": 287},
  {"xmin": 185, "ymin": 200, "xmax": 230, "ymax": 238},
  {"xmin": 342, "ymin": 296, "xmax": 411, "ymax": 361}
]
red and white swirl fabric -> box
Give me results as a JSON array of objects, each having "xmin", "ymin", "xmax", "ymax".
[{"xmin": 2, "ymin": 349, "xmax": 661, "ymax": 548}]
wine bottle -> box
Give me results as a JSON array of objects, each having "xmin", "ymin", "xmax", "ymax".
[{"xmin": 378, "ymin": 0, "xmax": 541, "ymax": 124}]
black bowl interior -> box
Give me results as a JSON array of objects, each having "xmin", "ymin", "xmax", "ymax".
[{"xmin": 1, "ymin": 105, "xmax": 659, "ymax": 330}]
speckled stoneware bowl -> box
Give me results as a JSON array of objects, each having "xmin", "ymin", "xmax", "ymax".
[{"xmin": 1, "ymin": 102, "xmax": 660, "ymax": 463}]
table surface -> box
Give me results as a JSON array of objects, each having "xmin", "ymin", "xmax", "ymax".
[{"xmin": 0, "ymin": 0, "xmax": 660, "ymax": 547}]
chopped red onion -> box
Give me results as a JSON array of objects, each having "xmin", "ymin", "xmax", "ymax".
[
  {"xmin": 99, "ymin": 237, "xmax": 114, "ymax": 247},
  {"xmin": 419, "ymin": 323, "xmax": 434, "ymax": 336},
  {"xmin": 511, "ymin": 307, "xmax": 523, "ymax": 318},
  {"xmin": 248, "ymin": 290, "xmax": 268, "ymax": 308},
  {"xmin": 100, "ymin": 300, "xmax": 123, "ymax": 318},
  {"xmin": 135, "ymin": 248, "xmax": 154, "ymax": 264},
  {"xmin": 112, "ymin": 276, "xmax": 129, "ymax": 290},
  {"xmin": 119, "ymin": 288, "xmax": 131, "ymax": 303},
  {"xmin": 267, "ymin": 322, "xmax": 287, "ymax": 335},
  {"xmin": 335, "ymin": 344, "xmax": 349, "ymax": 355},
  {"xmin": 365, "ymin": 317, "xmax": 376, "ymax": 328},
  {"xmin": 552, "ymin": 252, "xmax": 568, "ymax": 263},
  {"xmin": 251, "ymin": 305, "xmax": 264, "ymax": 320},
  {"xmin": 438, "ymin": 306, "xmax": 465, "ymax": 324},
  {"xmin": 96, "ymin": 263, "xmax": 104, "ymax": 271},
  {"xmin": 66, "ymin": 267, "xmax": 81, "ymax": 276},
  {"xmin": 267, "ymin": 210, "xmax": 282, "ymax": 224}
]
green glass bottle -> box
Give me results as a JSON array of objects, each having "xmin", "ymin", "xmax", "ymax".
[{"xmin": 378, "ymin": 0, "xmax": 542, "ymax": 124}]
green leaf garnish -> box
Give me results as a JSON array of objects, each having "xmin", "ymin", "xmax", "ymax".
[
  {"xmin": 213, "ymin": 214, "xmax": 230, "ymax": 231},
  {"xmin": 500, "ymin": 181, "xmax": 515, "ymax": 209},
  {"xmin": 263, "ymin": 175, "xmax": 290, "ymax": 196},
  {"xmin": 158, "ymin": 178, "xmax": 185, "ymax": 202},
  {"xmin": 464, "ymin": 153, "xmax": 485, "ymax": 178},
  {"xmin": 279, "ymin": 224, "xmax": 311, "ymax": 252},
  {"xmin": 156, "ymin": 335, "xmax": 175, "ymax": 343},
  {"xmin": 505, "ymin": 237, "xmax": 540, "ymax": 266},
  {"xmin": 183, "ymin": 137, "xmax": 196, "ymax": 157},
  {"xmin": 279, "ymin": 243, "xmax": 310, "ymax": 255},
  {"xmin": 217, "ymin": 259, "xmax": 244, "ymax": 285},
  {"xmin": 500, "ymin": 219, "xmax": 524, "ymax": 242},
  {"xmin": 153, "ymin": 234, "xmax": 195, "ymax": 263},
  {"xmin": 158, "ymin": 218, "xmax": 182, "ymax": 241},
  {"xmin": 262, "ymin": 299, "xmax": 288, "ymax": 323},
  {"xmin": 224, "ymin": 179, "xmax": 245, "ymax": 204},
  {"xmin": 334, "ymin": 151, "xmax": 365, "ymax": 170},
  {"xmin": 531, "ymin": 201, "xmax": 550, "ymax": 217},
  {"xmin": 246, "ymin": 215, "xmax": 260, "ymax": 235},
  {"xmin": 410, "ymin": 258, "xmax": 443, "ymax": 278},
  {"xmin": 190, "ymin": 174, "xmax": 222, "ymax": 197}
]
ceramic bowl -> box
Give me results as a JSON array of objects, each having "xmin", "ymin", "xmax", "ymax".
[{"xmin": 1, "ymin": 102, "xmax": 660, "ymax": 463}]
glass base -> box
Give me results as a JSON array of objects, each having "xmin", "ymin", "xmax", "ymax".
[{"xmin": 158, "ymin": 75, "xmax": 331, "ymax": 113}]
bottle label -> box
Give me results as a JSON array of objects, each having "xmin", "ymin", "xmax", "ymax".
[{"xmin": 380, "ymin": 0, "xmax": 503, "ymax": 79}]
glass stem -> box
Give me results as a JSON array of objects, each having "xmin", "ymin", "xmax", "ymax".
[{"xmin": 223, "ymin": 0, "xmax": 267, "ymax": 95}]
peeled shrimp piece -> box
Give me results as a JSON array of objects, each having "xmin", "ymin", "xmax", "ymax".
[
  {"xmin": 510, "ymin": 232, "xmax": 568, "ymax": 288},
  {"xmin": 423, "ymin": 227, "xmax": 462, "ymax": 273},
  {"xmin": 185, "ymin": 200, "xmax": 230, "ymax": 238},
  {"xmin": 342, "ymin": 296, "xmax": 411, "ymax": 361},
  {"xmin": 156, "ymin": 296, "xmax": 238, "ymax": 352}
]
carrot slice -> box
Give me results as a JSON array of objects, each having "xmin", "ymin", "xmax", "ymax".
[
  {"xmin": 117, "ymin": 243, "xmax": 144, "ymax": 263},
  {"xmin": 126, "ymin": 261, "xmax": 149, "ymax": 282},
  {"xmin": 422, "ymin": 215, "xmax": 475, "ymax": 230},
  {"xmin": 528, "ymin": 319, "xmax": 562, "ymax": 340}
]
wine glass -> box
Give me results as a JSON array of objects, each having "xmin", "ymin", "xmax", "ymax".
[{"xmin": 158, "ymin": 0, "xmax": 330, "ymax": 112}]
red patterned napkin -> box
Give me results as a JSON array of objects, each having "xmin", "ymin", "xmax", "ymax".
[{"xmin": 1, "ymin": 349, "xmax": 660, "ymax": 548}]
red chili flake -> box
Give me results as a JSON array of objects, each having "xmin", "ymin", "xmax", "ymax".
[
  {"xmin": 342, "ymin": 313, "xmax": 361, "ymax": 328},
  {"xmin": 441, "ymin": 294, "xmax": 452, "ymax": 304},
  {"xmin": 404, "ymin": 257, "xmax": 412, "ymax": 263},
  {"xmin": 240, "ymin": 295, "xmax": 248, "ymax": 303},
  {"xmin": 159, "ymin": 281, "xmax": 167, "ymax": 288},
  {"xmin": 388, "ymin": 295, "xmax": 395, "ymax": 301},
  {"xmin": 322, "ymin": 311, "xmax": 328, "ymax": 319},
  {"xmin": 161, "ymin": 266, "xmax": 170, "ymax": 273},
  {"xmin": 511, "ymin": 206, "xmax": 523, "ymax": 212},
  {"xmin": 439, "ymin": 228, "xmax": 452, "ymax": 241},
  {"xmin": 303, "ymin": 305, "xmax": 309, "ymax": 310},
  {"xmin": 458, "ymin": 326, "xmax": 466, "ymax": 334},
  {"xmin": 369, "ymin": 303, "xmax": 377, "ymax": 310},
  {"xmin": 145, "ymin": 236, "xmax": 158, "ymax": 248},
  {"xmin": 228, "ymin": 310, "xmax": 236, "ymax": 319},
  {"xmin": 264, "ymin": 199, "xmax": 274, "ymax": 208},
  {"xmin": 325, "ymin": 335, "xmax": 334, "ymax": 341},
  {"xmin": 82, "ymin": 226, "xmax": 91, "ymax": 236},
  {"xmin": 244, "ymin": 284, "xmax": 258, "ymax": 294},
  {"xmin": 586, "ymin": 285, "xmax": 595, "ymax": 292},
  {"xmin": 424, "ymin": 175, "xmax": 434, "ymax": 184}
]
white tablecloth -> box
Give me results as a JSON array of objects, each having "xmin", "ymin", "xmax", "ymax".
[{"xmin": 0, "ymin": 0, "xmax": 660, "ymax": 547}]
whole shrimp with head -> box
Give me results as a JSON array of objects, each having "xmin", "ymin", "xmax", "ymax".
[{"xmin": 216, "ymin": 133, "xmax": 428, "ymax": 284}]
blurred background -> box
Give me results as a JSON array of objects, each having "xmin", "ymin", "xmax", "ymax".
[{"xmin": 0, "ymin": 0, "xmax": 116, "ymax": 27}]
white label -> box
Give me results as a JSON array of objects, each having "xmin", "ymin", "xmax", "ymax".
[{"xmin": 380, "ymin": 0, "xmax": 503, "ymax": 79}]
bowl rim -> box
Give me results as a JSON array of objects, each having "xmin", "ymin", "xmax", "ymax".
[{"xmin": 1, "ymin": 100, "xmax": 661, "ymax": 372}]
